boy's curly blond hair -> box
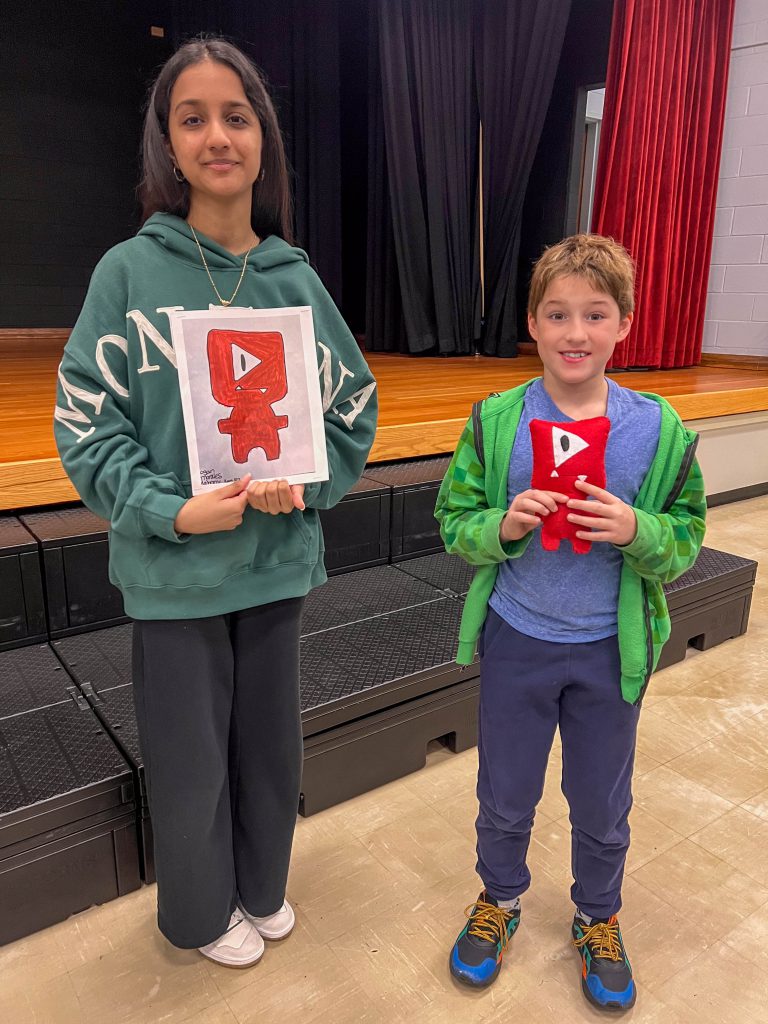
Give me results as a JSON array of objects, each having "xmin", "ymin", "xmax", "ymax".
[{"xmin": 528, "ymin": 234, "xmax": 635, "ymax": 319}]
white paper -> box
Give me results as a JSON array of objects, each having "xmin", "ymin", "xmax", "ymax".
[{"xmin": 169, "ymin": 306, "xmax": 328, "ymax": 494}]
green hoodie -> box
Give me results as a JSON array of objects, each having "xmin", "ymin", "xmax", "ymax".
[
  {"xmin": 434, "ymin": 380, "xmax": 706, "ymax": 704},
  {"xmin": 54, "ymin": 213, "xmax": 378, "ymax": 619}
]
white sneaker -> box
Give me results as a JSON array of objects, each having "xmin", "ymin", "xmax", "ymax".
[
  {"xmin": 240, "ymin": 899, "xmax": 296, "ymax": 940},
  {"xmin": 198, "ymin": 912, "xmax": 265, "ymax": 968}
]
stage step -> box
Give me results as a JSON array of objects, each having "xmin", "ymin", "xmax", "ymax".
[
  {"xmin": 52, "ymin": 627, "xmax": 153, "ymax": 882},
  {"xmin": 301, "ymin": 590, "xmax": 468, "ymax": 736},
  {"xmin": 0, "ymin": 694, "xmax": 140, "ymax": 946},
  {"xmin": 41, "ymin": 546, "xmax": 758, "ymax": 826},
  {"xmin": 362, "ymin": 457, "xmax": 451, "ymax": 560},
  {"xmin": 301, "ymin": 676, "xmax": 479, "ymax": 815},
  {"xmin": 51, "ymin": 566, "xmax": 478, "ymax": 854},
  {"xmin": 8, "ymin": 455, "xmax": 451, "ymax": 638},
  {"xmin": 0, "ymin": 541, "xmax": 758, "ymax": 944},
  {"xmin": 393, "ymin": 550, "xmax": 475, "ymax": 596},
  {"xmin": 0, "ymin": 642, "xmax": 72, "ymax": 719},
  {"xmin": 319, "ymin": 475, "xmax": 391, "ymax": 574},
  {"xmin": 0, "ymin": 518, "xmax": 46, "ymax": 651},
  {"xmin": 657, "ymin": 547, "xmax": 757, "ymax": 670},
  {"xmin": 20, "ymin": 508, "xmax": 127, "ymax": 637},
  {"xmin": 53, "ymin": 624, "xmax": 133, "ymax": 693},
  {"xmin": 302, "ymin": 562, "xmax": 439, "ymax": 634},
  {"xmin": 77, "ymin": 682, "xmax": 154, "ymax": 885}
]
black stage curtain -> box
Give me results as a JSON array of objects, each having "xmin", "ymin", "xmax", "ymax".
[
  {"xmin": 366, "ymin": 23, "xmax": 407, "ymax": 353},
  {"xmin": 168, "ymin": 0, "xmax": 343, "ymax": 304},
  {"xmin": 475, "ymin": 0, "xmax": 572, "ymax": 356},
  {"xmin": 367, "ymin": 0, "xmax": 570, "ymax": 355},
  {"xmin": 372, "ymin": 0, "xmax": 478, "ymax": 354}
]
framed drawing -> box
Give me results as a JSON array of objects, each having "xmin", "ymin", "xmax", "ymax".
[{"xmin": 169, "ymin": 306, "xmax": 328, "ymax": 494}]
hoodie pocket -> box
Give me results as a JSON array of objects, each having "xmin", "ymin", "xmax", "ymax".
[
  {"xmin": 110, "ymin": 509, "xmax": 318, "ymax": 592},
  {"xmin": 249, "ymin": 508, "xmax": 316, "ymax": 569},
  {"xmin": 117, "ymin": 529, "xmax": 252, "ymax": 590}
]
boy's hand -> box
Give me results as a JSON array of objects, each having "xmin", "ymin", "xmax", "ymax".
[
  {"xmin": 567, "ymin": 479, "xmax": 637, "ymax": 546},
  {"xmin": 174, "ymin": 474, "xmax": 251, "ymax": 535},
  {"xmin": 500, "ymin": 489, "xmax": 569, "ymax": 543},
  {"xmin": 247, "ymin": 479, "xmax": 306, "ymax": 515}
]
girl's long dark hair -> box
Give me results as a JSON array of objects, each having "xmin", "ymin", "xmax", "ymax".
[{"xmin": 139, "ymin": 37, "xmax": 294, "ymax": 243}]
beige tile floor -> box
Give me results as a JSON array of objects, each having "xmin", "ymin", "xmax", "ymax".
[{"xmin": 3, "ymin": 496, "xmax": 768, "ymax": 1024}]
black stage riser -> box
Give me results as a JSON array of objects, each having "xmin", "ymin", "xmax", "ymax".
[
  {"xmin": 0, "ymin": 698, "xmax": 141, "ymax": 946},
  {"xmin": 47, "ymin": 548, "xmax": 757, "ymax": 828},
  {"xmin": 0, "ymin": 450, "xmax": 758, "ymax": 948},
  {"xmin": 21, "ymin": 509, "xmax": 128, "ymax": 638},
  {"xmin": 0, "ymin": 518, "xmax": 47, "ymax": 651},
  {"xmin": 5, "ymin": 457, "xmax": 453, "ymax": 639},
  {"xmin": 300, "ymin": 675, "xmax": 480, "ymax": 815}
]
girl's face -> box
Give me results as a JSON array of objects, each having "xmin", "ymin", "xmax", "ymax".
[{"xmin": 167, "ymin": 59, "xmax": 263, "ymax": 210}]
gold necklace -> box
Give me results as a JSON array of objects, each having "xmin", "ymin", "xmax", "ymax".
[{"xmin": 188, "ymin": 223, "xmax": 257, "ymax": 307}]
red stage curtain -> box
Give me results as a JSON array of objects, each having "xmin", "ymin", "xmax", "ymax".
[{"xmin": 592, "ymin": 0, "xmax": 735, "ymax": 368}]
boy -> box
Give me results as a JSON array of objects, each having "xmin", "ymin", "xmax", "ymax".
[{"xmin": 434, "ymin": 234, "xmax": 706, "ymax": 1011}]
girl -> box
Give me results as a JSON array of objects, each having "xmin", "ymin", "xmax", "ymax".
[{"xmin": 54, "ymin": 37, "xmax": 377, "ymax": 968}]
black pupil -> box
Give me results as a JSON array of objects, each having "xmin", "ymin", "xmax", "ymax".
[{"xmin": 561, "ymin": 436, "xmax": 570, "ymax": 452}]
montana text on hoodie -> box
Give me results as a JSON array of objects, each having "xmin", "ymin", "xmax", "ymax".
[{"xmin": 54, "ymin": 213, "xmax": 378, "ymax": 619}]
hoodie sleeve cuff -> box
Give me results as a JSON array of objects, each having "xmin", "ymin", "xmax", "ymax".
[
  {"xmin": 137, "ymin": 491, "xmax": 191, "ymax": 543},
  {"xmin": 301, "ymin": 481, "xmax": 323, "ymax": 507},
  {"xmin": 480, "ymin": 509, "xmax": 532, "ymax": 561},
  {"xmin": 619, "ymin": 508, "xmax": 660, "ymax": 561}
]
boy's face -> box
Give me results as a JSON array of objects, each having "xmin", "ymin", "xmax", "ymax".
[{"xmin": 528, "ymin": 274, "xmax": 633, "ymax": 389}]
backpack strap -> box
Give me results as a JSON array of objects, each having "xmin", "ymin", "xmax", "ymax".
[
  {"xmin": 471, "ymin": 399, "xmax": 485, "ymax": 468},
  {"xmin": 471, "ymin": 392, "xmax": 499, "ymax": 469}
]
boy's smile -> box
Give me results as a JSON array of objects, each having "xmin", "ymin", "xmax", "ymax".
[{"xmin": 528, "ymin": 274, "xmax": 633, "ymax": 400}]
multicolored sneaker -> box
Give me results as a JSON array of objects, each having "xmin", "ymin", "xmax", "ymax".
[
  {"xmin": 572, "ymin": 913, "xmax": 636, "ymax": 1011},
  {"xmin": 449, "ymin": 891, "xmax": 520, "ymax": 987}
]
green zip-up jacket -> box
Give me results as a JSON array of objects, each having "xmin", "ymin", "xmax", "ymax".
[
  {"xmin": 54, "ymin": 214, "xmax": 377, "ymax": 620},
  {"xmin": 434, "ymin": 380, "xmax": 706, "ymax": 704}
]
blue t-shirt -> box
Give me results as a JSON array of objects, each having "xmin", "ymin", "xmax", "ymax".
[{"xmin": 489, "ymin": 378, "xmax": 661, "ymax": 642}]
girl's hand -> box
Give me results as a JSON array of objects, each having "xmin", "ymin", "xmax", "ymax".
[
  {"xmin": 174, "ymin": 474, "xmax": 251, "ymax": 535},
  {"xmin": 500, "ymin": 489, "xmax": 569, "ymax": 543},
  {"xmin": 246, "ymin": 479, "xmax": 305, "ymax": 515},
  {"xmin": 567, "ymin": 479, "xmax": 637, "ymax": 546}
]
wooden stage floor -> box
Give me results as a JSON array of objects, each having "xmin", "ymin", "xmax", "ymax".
[
  {"xmin": 370, "ymin": 351, "xmax": 768, "ymax": 462},
  {"xmin": 2, "ymin": 332, "xmax": 768, "ymax": 511}
]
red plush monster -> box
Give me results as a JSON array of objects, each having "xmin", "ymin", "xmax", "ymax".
[{"xmin": 529, "ymin": 416, "xmax": 611, "ymax": 554}]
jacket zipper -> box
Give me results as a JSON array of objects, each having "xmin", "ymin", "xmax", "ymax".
[
  {"xmin": 635, "ymin": 583, "xmax": 654, "ymax": 707},
  {"xmin": 636, "ymin": 432, "xmax": 700, "ymax": 704},
  {"xmin": 661, "ymin": 434, "xmax": 699, "ymax": 513}
]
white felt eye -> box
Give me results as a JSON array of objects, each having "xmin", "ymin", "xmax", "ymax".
[{"xmin": 552, "ymin": 426, "xmax": 589, "ymax": 468}]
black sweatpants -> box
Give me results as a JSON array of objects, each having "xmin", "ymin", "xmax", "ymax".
[{"xmin": 131, "ymin": 597, "xmax": 304, "ymax": 949}]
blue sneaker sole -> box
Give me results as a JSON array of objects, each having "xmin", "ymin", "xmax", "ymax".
[
  {"xmin": 580, "ymin": 975, "xmax": 637, "ymax": 1012},
  {"xmin": 448, "ymin": 951, "xmax": 501, "ymax": 988}
]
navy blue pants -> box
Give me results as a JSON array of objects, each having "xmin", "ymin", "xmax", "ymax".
[{"xmin": 476, "ymin": 609, "xmax": 640, "ymax": 919}]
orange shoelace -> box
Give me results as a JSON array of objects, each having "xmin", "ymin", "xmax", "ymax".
[
  {"xmin": 465, "ymin": 899, "xmax": 514, "ymax": 949},
  {"xmin": 573, "ymin": 915, "xmax": 623, "ymax": 961}
]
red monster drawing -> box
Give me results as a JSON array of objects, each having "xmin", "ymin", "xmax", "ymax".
[
  {"xmin": 207, "ymin": 329, "xmax": 290, "ymax": 463},
  {"xmin": 529, "ymin": 416, "xmax": 611, "ymax": 554}
]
